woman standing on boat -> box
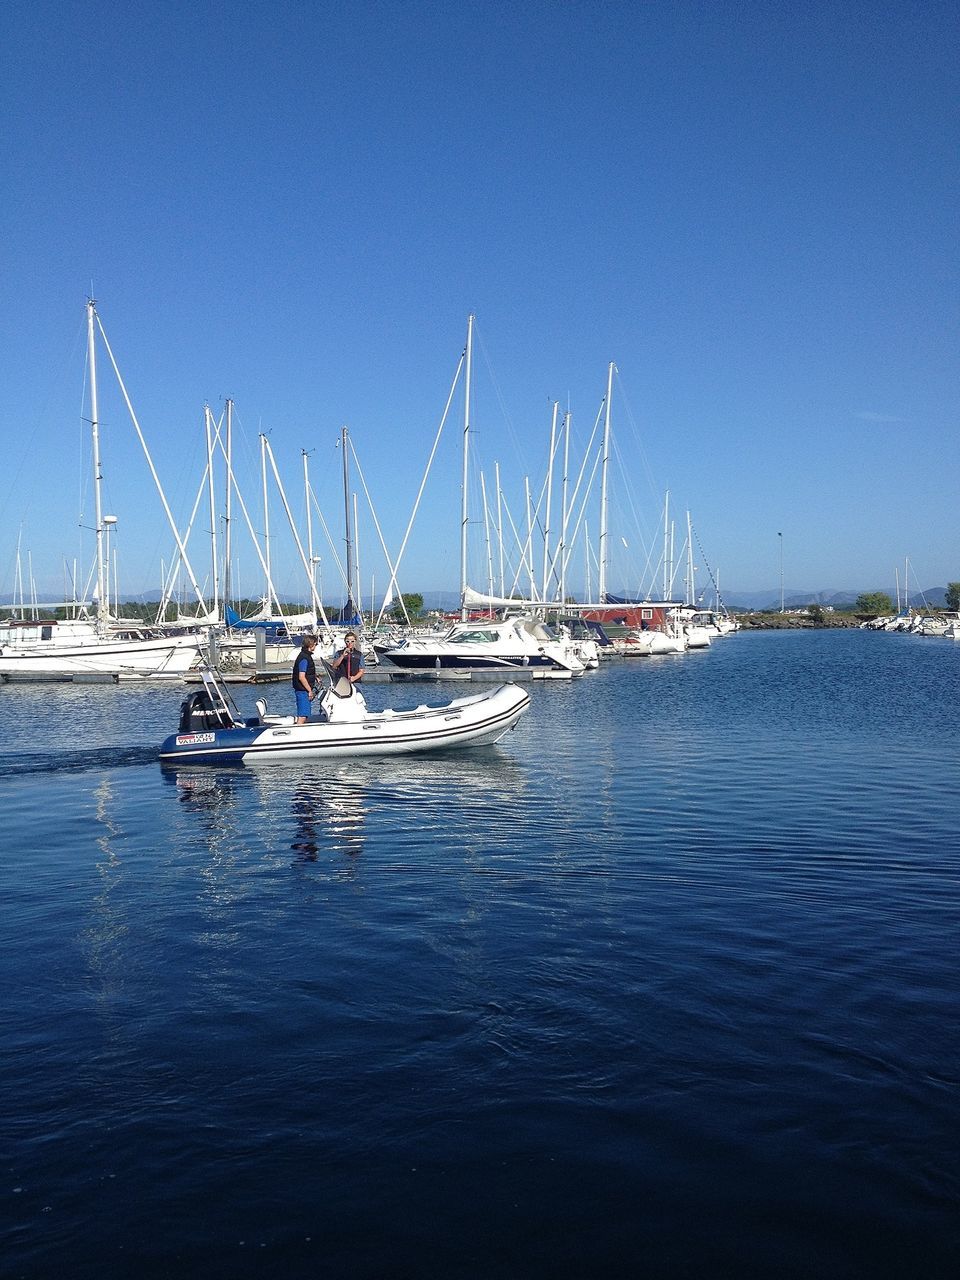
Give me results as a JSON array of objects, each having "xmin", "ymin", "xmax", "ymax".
[
  {"xmin": 293, "ymin": 634, "xmax": 319, "ymax": 723},
  {"xmin": 331, "ymin": 631, "xmax": 365, "ymax": 685}
]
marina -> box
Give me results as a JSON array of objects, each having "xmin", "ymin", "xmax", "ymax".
[
  {"xmin": 3, "ymin": 4, "xmax": 956, "ymax": 1273},
  {"xmin": 2, "ymin": 628, "xmax": 958, "ymax": 1277}
]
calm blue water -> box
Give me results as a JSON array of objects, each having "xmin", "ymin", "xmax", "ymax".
[{"xmin": 2, "ymin": 630, "xmax": 958, "ymax": 1278}]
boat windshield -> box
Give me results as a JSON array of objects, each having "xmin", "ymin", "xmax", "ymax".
[{"xmin": 452, "ymin": 629, "xmax": 500, "ymax": 644}]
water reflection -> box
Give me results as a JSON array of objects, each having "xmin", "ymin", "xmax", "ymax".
[
  {"xmin": 251, "ymin": 750, "xmax": 530, "ymax": 865},
  {"xmin": 161, "ymin": 748, "xmax": 530, "ymax": 873},
  {"xmin": 288, "ymin": 778, "xmax": 366, "ymax": 862},
  {"xmin": 165, "ymin": 767, "xmax": 242, "ymax": 811},
  {"xmin": 86, "ymin": 776, "xmax": 127, "ymax": 1001},
  {"xmin": 163, "ymin": 767, "xmax": 248, "ymax": 864}
]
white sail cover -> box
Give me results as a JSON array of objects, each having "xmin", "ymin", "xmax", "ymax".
[
  {"xmin": 247, "ymin": 601, "xmax": 317, "ymax": 627},
  {"xmin": 462, "ymin": 585, "xmax": 557, "ymax": 610},
  {"xmin": 175, "ymin": 609, "xmax": 220, "ymax": 625}
]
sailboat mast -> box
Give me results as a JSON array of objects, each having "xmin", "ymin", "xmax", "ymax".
[
  {"xmin": 204, "ymin": 405, "xmax": 220, "ymax": 619},
  {"xmin": 686, "ymin": 510, "xmax": 694, "ymax": 606},
  {"xmin": 260, "ymin": 434, "xmax": 272, "ymax": 610},
  {"xmin": 542, "ymin": 401, "xmax": 558, "ymax": 601},
  {"xmin": 86, "ymin": 300, "xmax": 107, "ymax": 622},
  {"xmin": 495, "ymin": 458, "xmax": 504, "ymax": 598},
  {"xmin": 560, "ymin": 409, "xmax": 570, "ymax": 607},
  {"xmin": 303, "ymin": 449, "xmax": 318, "ymax": 619},
  {"xmin": 662, "ymin": 490, "xmax": 670, "ymax": 601},
  {"xmin": 670, "ymin": 520, "xmax": 676, "ymax": 600},
  {"xmin": 14, "ymin": 527, "xmax": 24, "ymax": 618},
  {"xmin": 460, "ymin": 314, "xmax": 474, "ymax": 621},
  {"xmin": 598, "ymin": 362, "xmax": 613, "ymax": 604},
  {"xmin": 341, "ymin": 425, "xmax": 354, "ymax": 616},
  {"xmin": 480, "ymin": 470, "xmax": 494, "ymax": 602},
  {"xmin": 353, "ymin": 490, "xmax": 361, "ymax": 620},
  {"xmin": 524, "ymin": 475, "xmax": 535, "ymax": 600},
  {"xmin": 223, "ymin": 399, "xmax": 233, "ymax": 613},
  {"xmin": 585, "ymin": 521, "xmax": 591, "ymax": 603}
]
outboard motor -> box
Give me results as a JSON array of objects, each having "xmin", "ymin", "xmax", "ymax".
[{"xmin": 178, "ymin": 690, "xmax": 229, "ymax": 732}]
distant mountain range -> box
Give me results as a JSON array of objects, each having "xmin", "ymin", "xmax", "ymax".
[{"xmin": 723, "ymin": 588, "xmax": 948, "ymax": 611}]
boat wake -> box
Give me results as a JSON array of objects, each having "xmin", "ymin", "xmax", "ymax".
[{"xmin": 0, "ymin": 744, "xmax": 158, "ymax": 779}]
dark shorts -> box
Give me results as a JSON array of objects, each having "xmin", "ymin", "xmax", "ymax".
[{"xmin": 295, "ymin": 690, "xmax": 312, "ymax": 717}]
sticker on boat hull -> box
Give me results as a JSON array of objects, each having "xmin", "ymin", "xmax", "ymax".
[{"xmin": 175, "ymin": 732, "xmax": 216, "ymax": 746}]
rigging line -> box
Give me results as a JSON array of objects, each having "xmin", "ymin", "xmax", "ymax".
[
  {"xmin": 498, "ymin": 494, "xmax": 536, "ymax": 601},
  {"xmin": 559, "ymin": 443, "xmax": 604, "ymax": 591},
  {"xmin": 156, "ymin": 433, "xmax": 212, "ymax": 620},
  {"xmin": 76, "ymin": 342, "xmax": 91, "ymax": 564},
  {"xmin": 474, "ymin": 323, "xmax": 530, "ymax": 477},
  {"xmin": 466, "ymin": 435, "xmax": 551, "ymax": 593},
  {"xmin": 155, "ymin": 405, "xmax": 221, "ymax": 620},
  {"xmin": 262, "ymin": 436, "xmax": 330, "ymax": 627},
  {"xmin": 606, "ymin": 439, "xmax": 659, "ymax": 597},
  {"xmin": 542, "ymin": 397, "xmax": 605, "ymax": 591},
  {"xmin": 221, "ymin": 403, "xmax": 266, "ymax": 501},
  {"xmin": 374, "ymin": 352, "xmax": 465, "ymax": 626},
  {"xmin": 95, "ymin": 312, "xmax": 207, "ymax": 613},
  {"xmin": 477, "ymin": 484, "xmax": 521, "ymax": 598},
  {"xmin": 613, "ymin": 367, "xmax": 663, "ymax": 510},
  {"xmin": 308, "ymin": 487, "xmax": 348, "ymax": 593},
  {"xmin": 476, "ymin": 476, "xmax": 524, "ymax": 598},
  {"xmin": 609, "ymin": 432, "xmax": 656, "ymax": 559},
  {"xmin": 690, "ymin": 521, "xmax": 727, "ymax": 611},
  {"xmin": 346, "ymin": 437, "xmax": 406, "ymax": 615},
  {"xmin": 209, "ymin": 427, "xmax": 283, "ymax": 613}
]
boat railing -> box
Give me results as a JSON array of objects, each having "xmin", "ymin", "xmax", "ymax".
[{"xmin": 198, "ymin": 667, "xmax": 246, "ymax": 727}]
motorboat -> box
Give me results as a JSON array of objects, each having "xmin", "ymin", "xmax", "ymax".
[
  {"xmin": 686, "ymin": 608, "xmax": 738, "ymax": 636},
  {"xmin": 612, "ymin": 618, "xmax": 687, "ymax": 656},
  {"xmin": 674, "ymin": 609, "xmax": 713, "ymax": 649},
  {"xmin": 381, "ymin": 614, "xmax": 586, "ymax": 676},
  {"xmin": 159, "ymin": 665, "xmax": 530, "ymax": 765}
]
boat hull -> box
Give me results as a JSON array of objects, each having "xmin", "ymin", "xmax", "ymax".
[
  {"xmin": 159, "ymin": 683, "xmax": 530, "ymax": 765},
  {"xmin": 383, "ymin": 650, "xmax": 560, "ymax": 671},
  {"xmin": 0, "ymin": 632, "xmax": 199, "ymax": 678}
]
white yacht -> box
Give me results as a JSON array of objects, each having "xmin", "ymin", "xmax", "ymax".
[
  {"xmin": 382, "ymin": 615, "xmax": 586, "ymax": 676},
  {"xmin": 0, "ymin": 615, "xmax": 199, "ymax": 680}
]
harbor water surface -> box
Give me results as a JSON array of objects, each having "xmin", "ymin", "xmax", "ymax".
[{"xmin": 2, "ymin": 629, "xmax": 958, "ymax": 1277}]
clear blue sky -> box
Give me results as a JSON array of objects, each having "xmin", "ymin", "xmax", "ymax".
[{"xmin": 2, "ymin": 0, "xmax": 957, "ymax": 607}]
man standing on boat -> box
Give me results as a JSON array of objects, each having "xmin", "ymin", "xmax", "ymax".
[
  {"xmin": 331, "ymin": 631, "xmax": 365, "ymax": 685},
  {"xmin": 293, "ymin": 633, "xmax": 319, "ymax": 723}
]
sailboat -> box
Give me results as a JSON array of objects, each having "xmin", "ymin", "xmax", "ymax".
[
  {"xmin": 380, "ymin": 317, "xmax": 587, "ymax": 677},
  {"xmin": 215, "ymin": 425, "xmax": 376, "ymax": 668},
  {"xmin": 0, "ymin": 301, "xmax": 200, "ymax": 681}
]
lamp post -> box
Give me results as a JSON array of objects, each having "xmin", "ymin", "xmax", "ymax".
[
  {"xmin": 778, "ymin": 531, "xmax": 784, "ymax": 613},
  {"xmin": 311, "ymin": 557, "xmax": 322, "ymax": 616},
  {"xmin": 104, "ymin": 515, "xmax": 118, "ymax": 618}
]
